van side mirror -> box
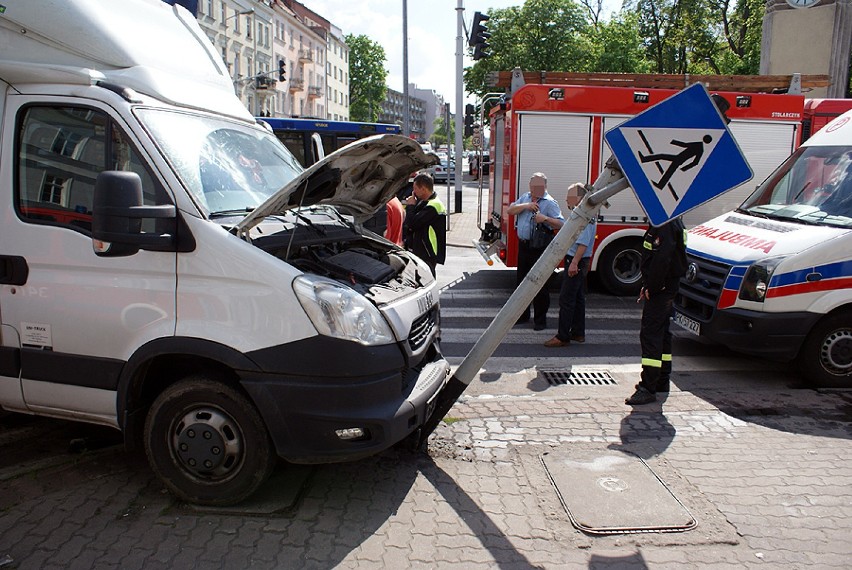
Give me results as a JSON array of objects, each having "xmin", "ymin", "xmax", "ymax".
[{"xmin": 91, "ymin": 171, "xmax": 178, "ymax": 257}]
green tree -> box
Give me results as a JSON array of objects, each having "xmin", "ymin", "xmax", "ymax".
[
  {"xmin": 430, "ymin": 115, "xmax": 455, "ymax": 148},
  {"xmin": 346, "ymin": 34, "xmax": 387, "ymax": 122},
  {"xmin": 464, "ymin": 0, "xmax": 591, "ymax": 99},
  {"xmin": 586, "ymin": 12, "xmax": 653, "ymax": 73},
  {"xmin": 628, "ymin": 0, "xmax": 763, "ymax": 74}
]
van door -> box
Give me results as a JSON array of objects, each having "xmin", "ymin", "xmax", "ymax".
[{"xmin": 0, "ymin": 99, "xmax": 177, "ymax": 426}]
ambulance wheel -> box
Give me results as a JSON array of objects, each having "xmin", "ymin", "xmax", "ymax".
[
  {"xmin": 144, "ymin": 376, "xmax": 276, "ymax": 506},
  {"xmin": 598, "ymin": 238, "xmax": 643, "ymax": 296},
  {"xmin": 797, "ymin": 311, "xmax": 852, "ymax": 388}
]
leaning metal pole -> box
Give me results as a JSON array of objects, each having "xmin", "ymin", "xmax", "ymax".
[{"xmin": 417, "ymin": 158, "xmax": 630, "ymax": 448}]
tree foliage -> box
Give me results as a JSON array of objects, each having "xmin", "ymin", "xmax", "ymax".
[
  {"xmin": 464, "ymin": 0, "xmax": 765, "ymax": 98},
  {"xmin": 346, "ymin": 34, "xmax": 388, "ymax": 122},
  {"xmin": 430, "ymin": 114, "xmax": 455, "ymax": 148}
]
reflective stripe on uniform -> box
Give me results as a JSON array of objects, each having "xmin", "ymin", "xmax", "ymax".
[
  {"xmin": 643, "ymin": 240, "xmax": 653, "ymax": 250},
  {"xmin": 662, "ymin": 353, "xmax": 672, "ymax": 362},
  {"xmin": 641, "ymin": 357, "xmax": 662, "ymax": 368},
  {"xmin": 426, "ymin": 198, "xmax": 446, "ymax": 256}
]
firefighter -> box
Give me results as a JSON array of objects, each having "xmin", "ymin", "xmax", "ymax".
[
  {"xmin": 626, "ymin": 217, "xmax": 688, "ymax": 406},
  {"xmin": 403, "ymin": 173, "xmax": 447, "ymax": 277}
]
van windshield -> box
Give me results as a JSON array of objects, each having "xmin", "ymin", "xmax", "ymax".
[
  {"xmin": 137, "ymin": 108, "xmax": 304, "ymax": 216},
  {"xmin": 739, "ymin": 145, "xmax": 852, "ymax": 229}
]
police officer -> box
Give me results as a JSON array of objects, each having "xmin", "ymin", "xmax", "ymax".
[
  {"xmin": 403, "ymin": 173, "xmax": 447, "ymax": 277},
  {"xmin": 626, "ymin": 217, "xmax": 688, "ymax": 406}
]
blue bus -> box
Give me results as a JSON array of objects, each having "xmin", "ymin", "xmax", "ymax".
[{"xmin": 259, "ymin": 117, "xmax": 402, "ymax": 167}]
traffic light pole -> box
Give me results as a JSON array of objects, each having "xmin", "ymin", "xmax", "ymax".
[{"xmin": 453, "ymin": 0, "xmax": 464, "ymax": 214}]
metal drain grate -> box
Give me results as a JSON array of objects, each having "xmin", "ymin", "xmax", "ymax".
[{"xmin": 540, "ymin": 369, "xmax": 617, "ymax": 386}]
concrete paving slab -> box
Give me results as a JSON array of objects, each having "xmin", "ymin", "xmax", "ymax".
[{"xmin": 542, "ymin": 446, "xmax": 696, "ymax": 534}]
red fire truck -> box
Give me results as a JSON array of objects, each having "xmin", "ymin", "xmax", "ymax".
[{"xmin": 477, "ymin": 77, "xmax": 813, "ymax": 295}]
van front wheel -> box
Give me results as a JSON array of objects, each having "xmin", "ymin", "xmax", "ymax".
[
  {"xmin": 144, "ymin": 376, "xmax": 276, "ymax": 506},
  {"xmin": 797, "ymin": 311, "xmax": 852, "ymax": 388}
]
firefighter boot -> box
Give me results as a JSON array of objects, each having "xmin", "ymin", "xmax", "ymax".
[{"xmin": 625, "ymin": 385, "xmax": 656, "ymax": 406}]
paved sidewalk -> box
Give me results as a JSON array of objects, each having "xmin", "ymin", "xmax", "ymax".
[{"xmin": 2, "ymin": 381, "xmax": 850, "ymax": 569}]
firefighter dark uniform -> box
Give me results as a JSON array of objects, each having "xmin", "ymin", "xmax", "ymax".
[
  {"xmin": 626, "ymin": 217, "xmax": 688, "ymax": 406},
  {"xmin": 403, "ymin": 193, "xmax": 446, "ymax": 277}
]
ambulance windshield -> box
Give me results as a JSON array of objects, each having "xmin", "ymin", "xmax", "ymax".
[{"xmin": 739, "ymin": 146, "xmax": 852, "ymax": 229}]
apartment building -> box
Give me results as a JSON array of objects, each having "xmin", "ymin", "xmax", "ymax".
[
  {"xmin": 195, "ymin": 0, "xmax": 275, "ymax": 116},
  {"xmin": 327, "ymin": 25, "xmax": 350, "ymax": 121},
  {"xmin": 379, "ymin": 88, "xmax": 427, "ymax": 142}
]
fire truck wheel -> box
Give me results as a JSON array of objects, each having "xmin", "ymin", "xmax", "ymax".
[
  {"xmin": 144, "ymin": 375, "xmax": 276, "ymax": 506},
  {"xmin": 797, "ymin": 310, "xmax": 852, "ymax": 388},
  {"xmin": 597, "ymin": 238, "xmax": 643, "ymax": 296}
]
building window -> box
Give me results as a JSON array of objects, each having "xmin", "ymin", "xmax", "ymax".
[{"xmin": 40, "ymin": 175, "xmax": 66, "ymax": 205}]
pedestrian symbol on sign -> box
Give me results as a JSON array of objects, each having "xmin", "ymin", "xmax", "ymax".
[{"xmin": 639, "ymin": 134, "xmax": 712, "ymax": 192}]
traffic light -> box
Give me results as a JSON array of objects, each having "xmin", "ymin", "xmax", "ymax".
[
  {"xmin": 277, "ymin": 59, "xmax": 286, "ymax": 82},
  {"xmin": 464, "ymin": 103, "xmax": 475, "ymax": 138},
  {"xmin": 469, "ymin": 11, "xmax": 490, "ymax": 61}
]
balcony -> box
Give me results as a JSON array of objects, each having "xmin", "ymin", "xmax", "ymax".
[
  {"xmin": 288, "ymin": 77, "xmax": 304, "ymax": 92},
  {"xmin": 255, "ymin": 76, "xmax": 276, "ymax": 90},
  {"xmin": 308, "ymin": 85, "xmax": 322, "ymax": 99},
  {"xmin": 298, "ymin": 48, "xmax": 313, "ymax": 63}
]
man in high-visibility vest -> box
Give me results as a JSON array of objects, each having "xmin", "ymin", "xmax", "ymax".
[
  {"xmin": 403, "ymin": 173, "xmax": 447, "ymax": 277},
  {"xmin": 626, "ymin": 217, "xmax": 688, "ymax": 406}
]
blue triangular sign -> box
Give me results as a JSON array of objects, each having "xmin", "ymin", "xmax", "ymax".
[{"xmin": 604, "ymin": 83, "xmax": 753, "ymax": 226}]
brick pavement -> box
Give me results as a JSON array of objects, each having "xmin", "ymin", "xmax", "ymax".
[{"xmin": 2, "ymin": 379, "xmax": 851, "ymax": 569}]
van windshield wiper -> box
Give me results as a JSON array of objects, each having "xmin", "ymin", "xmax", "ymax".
[
  {"xmin": 209, "ymin": 207, "xmax": 255, "ymax": 219},
  {"xmin": 292, "ymin": 210, "xmax": 327, "ymax": 235}
]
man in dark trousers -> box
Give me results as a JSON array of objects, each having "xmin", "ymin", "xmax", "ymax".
[
  {"xmin": 506, "ymin": 172, "xmax": 565, "ymax": 330},
  {"xmin": 403, "ymin": 173, "xmax": 446, "ymax": 277},
  {"xmin": 626, "ymin": 217, "xmax": 688, "ymax": 406}
]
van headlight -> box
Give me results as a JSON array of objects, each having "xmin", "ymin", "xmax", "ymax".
[
  {"xmin": 739, "ymin": 256, "xmax": 787, "ymax": 302},
  {"xmin": 293, "ymin": 275, "xmax": 395, "ymax": 345}
]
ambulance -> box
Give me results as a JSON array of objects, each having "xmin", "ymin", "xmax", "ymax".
[
  {"xmin": 673, "ymin": 109, "xmax": 852, "ymax": 387},
  {"xmin": 0, "ymin": 0, "xmax": 446, "ymax": 505}
]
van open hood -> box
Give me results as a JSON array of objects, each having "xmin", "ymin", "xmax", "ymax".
[
  {"xmin": 235, "ymin": 134, "xmax": 438, "ymax": 234},
  {"xmin": 687, "ymin": 211, "xmax": 850, "ymax": 263}
]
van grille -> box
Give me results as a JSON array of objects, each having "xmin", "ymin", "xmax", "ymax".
[
  {"xmin": 408, "ymin": 307, "xmax": 438, "ymax": 351},
  {"xmin": 675, "ymin": 254, "xmax": 731, "ymax": 321}
]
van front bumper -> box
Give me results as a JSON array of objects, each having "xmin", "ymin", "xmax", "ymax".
[{"xmin": 241, "ymin": 336, "xmax": 450, "ymax": 463}]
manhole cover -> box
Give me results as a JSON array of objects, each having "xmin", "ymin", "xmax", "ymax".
[
  {"xmin": 540, "ymin": 369, "xmax": 616, "ymax": 386},
  {"xmin": 541, "ymin": 448, "xmax": 696, "ymax": 534}
]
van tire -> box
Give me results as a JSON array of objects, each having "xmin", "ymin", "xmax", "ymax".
[
  {"xmin": 597, "ymin": 238, "xmax": 643, "ymax": 296},
  {"xmin": 797, "ymin": 310, "xmax": 852, "ymax": 388},
  {"xmin": 144, "ymin": 376, "xmax": 276, "ymax": 506}
]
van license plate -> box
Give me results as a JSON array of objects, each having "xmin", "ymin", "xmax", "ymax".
[{"xmin": 673, "ymin": 312, "xmax": 700, "ymax": 336}]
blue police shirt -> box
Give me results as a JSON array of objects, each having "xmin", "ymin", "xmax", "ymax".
[
  {"xmin": 514, "ymin": 192, "xmax": 564, "ymax": 241},
  {"xmin": 567, "ymin": 218, "xmax": 597, "ymax": 259}
]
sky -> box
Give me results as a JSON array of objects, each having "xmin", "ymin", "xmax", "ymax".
[{"xmin": 302, "ymin": 0, "xmax": 623, "ymax": 113}]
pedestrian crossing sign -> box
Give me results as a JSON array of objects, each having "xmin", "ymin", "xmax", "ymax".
[{"xmin": 604, "ymin": 83, "xmax": 753, "ymax": 227}]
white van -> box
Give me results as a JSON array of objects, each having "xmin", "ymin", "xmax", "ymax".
[
  {"xmin": 0, "ymin": 0, "xmax": 446, "ymax": 505},
  {"xmin": 673, "ymin": 110, "xmax": 852, "ymax": 387}
]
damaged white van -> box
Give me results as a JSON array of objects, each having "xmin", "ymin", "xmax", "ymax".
[
  {"xmin": 674, "ymin": 110, "xmax": 852, "ymax": 387},
  {"xmin": 0, "ymin": 0, "xmax": 446, "ymax": 505}
]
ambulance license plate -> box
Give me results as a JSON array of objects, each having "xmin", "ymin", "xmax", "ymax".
[{"xmin": 673, "ymin": 311, "xmax": 700, "ymax": 336}]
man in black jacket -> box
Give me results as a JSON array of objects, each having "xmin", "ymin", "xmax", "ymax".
[
  {"xmin": 403, "ymin": 173, "xmax": 446, "ymax": 277},
  {"xmin": 626, "ymin": 217, "xmax": 688, "ymax": 406}
]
